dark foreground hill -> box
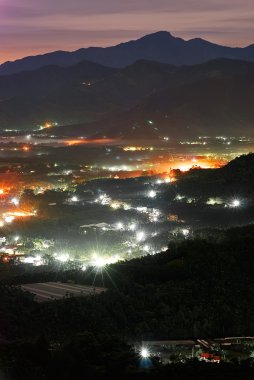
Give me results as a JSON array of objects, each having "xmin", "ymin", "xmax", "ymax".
[
  {"xmin": 0, "ymin": 224, "xmax": 254, "ymax": 379},
  {"xmin": 168, "ymin": 153, "xmax": 254, "ymax": 201},
  {"xmin": 1, "ymin": 31, "xmax": 254, "ymax": 75}
]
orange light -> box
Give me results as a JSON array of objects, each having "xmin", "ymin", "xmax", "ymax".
[
  {"xmin": 23, "ymin": 146, "xmax": 30, "ymax": 151},
  {"xmin": 0, "ymin": 189, "xmax": 4, "ymax": 195},
  {"xmin": 3, "ymin": 210, "xmax": 36, "ymax": 219},
  {"xmin": 10, "ymin": 211, "xmax": 35, "ymax": 217},
  {"xmin": 65, "ymin": 138, "xmax": 115, "ymax": 146}
]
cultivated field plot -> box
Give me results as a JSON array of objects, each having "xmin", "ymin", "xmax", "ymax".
[{"xmin": 21, "ymin": 282, "xmax": 106, "ymax": 302}]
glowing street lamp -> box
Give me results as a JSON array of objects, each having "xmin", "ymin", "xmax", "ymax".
[
  {"xmin": 231, "ymin": 199, "xmax": 241, "ymax": 208},
  {"xmin": 148, "ymin": 190, "xmax": 156, "ymax": 198},
  {"xmin": 136, "ymin": 231, "xmax": 145, "ymax": 242},
  {"xmin": 93, "ymin": 256, "xmax": 107, "ymax": 268},
  {"xmin": 11, "ymin": 197, "xmax": 19, "ymax": 206},
  {"xmin": 140, "ymin": 347, "xmax": 150, "ymax": 359},
  {"xmin": 4, "ymin": 215, "xmax": 15, "ymax": 224},
  {"xmin": 55, "ymin": 253, "xmax": 69, "ymax": 263},
  {"xmin": 116, "ymin": 222, "xmax": 124, "ymax": 230},
  {"xmin": 129, "ymin": 223, "xmax": 137, "ymax": 231},
  {"xmin": 182, "ymin": 228, "xmax": 190, "ymax": 237}
]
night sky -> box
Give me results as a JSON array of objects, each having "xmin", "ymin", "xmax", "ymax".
[{"xmin": 1, "ymin": 0, "xmax": 253, "ymax": 63}]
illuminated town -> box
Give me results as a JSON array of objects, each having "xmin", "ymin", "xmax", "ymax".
[
  {"xmin": 0, "ymin": 128, "xmax": 253, "ymax": 269},
  {"xmin": 0, "ymin": 1, "xmax": 254, "ymax": 379}
]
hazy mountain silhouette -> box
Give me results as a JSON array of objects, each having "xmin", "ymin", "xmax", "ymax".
[
  {"xmin": 1, "ymin": 31, "xmax": 254, "ymax": 76},
  {"xmin": 0, "ymin": 58, "xmax": 253, "ymax": 136}
]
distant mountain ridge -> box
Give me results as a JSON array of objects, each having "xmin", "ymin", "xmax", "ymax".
[
  {"xmin": 0, "ymin": 58, "xmax": 253, "ymax": 132},
  {"xmin": 93, "ymin": 74, "xmax": 254, "ymax": 139},
  {"xmin": 1, "ymin": 31, "xmax": 254, "ymax": 76}
]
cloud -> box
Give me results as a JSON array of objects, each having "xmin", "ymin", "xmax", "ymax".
[{"xmin": 3, "ymin": 0, "xmax": 253, "ymax": 16}]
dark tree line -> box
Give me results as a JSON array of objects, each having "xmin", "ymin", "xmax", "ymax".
[{"xmin": 0, "ymin": 225, "xmax": 254, "ymax": 378}]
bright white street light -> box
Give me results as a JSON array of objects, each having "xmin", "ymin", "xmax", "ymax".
[
  {"xmin": 4, "ymin": 216, "xmax": 15, "ymax": 224},
  {"xmin": 148, "ymin": 190, "xmax": 156, "ymax": 198},
  {"xmin": 231, "ymin": 199, "xmax": 241, "ymax": 208},
  {"xmin": 129, "ymin": 223, "xmax": 137, "ymax": 231},
  {"xmin": 136, "ymin": 231, "xmax": 145, "ymax": 242},
  {"xmin": 140, "ymin": 347, "xmax": 150, "ymax": 359},
  {"xmin": 56, "ymin": 253, "xmax": 69, "ymax": 263},
  {"xmin": 116, "ymin": 222, "xmax": 124, "ymax": 230},
  {"xmin": 11, "ymin": 197, "xmax": 19, "ymax": 206},
  {"xmin": 93, "ymin": 256, "xmax": 107, "ymax": 268}
]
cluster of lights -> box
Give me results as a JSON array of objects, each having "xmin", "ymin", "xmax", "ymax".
[
  {"xmin": 107, "ymin": 165, "xmax": 132, "ymax": 172},
  {"xmin": 180, "ymin": 141, "xmax": 207, "ymax": 146},
  {"xmin": 206, "ymin": 197, "xmax": 223, "ymax": 205},
  {"xmin": 156, "ymin": 177, "xmax": 174, "ymax": 185},
  {"xmin": 3, "ymin": 211, "xmax": 36, "ymax": 221},
  {"xmin": 95, "ymin": 194, "xmax": 111, "ymax": 206},
  {"xmin": 54, "ymin": 253, "xmax": 70, "ymax": 263},
  {"xmin": 22, "ymin": 255, "xmax": 43, "ymax": 266},
  {"xmin": 123, "ymin": 146, "xmax": 154, "ymax": 152},
  {"xmin": 149, "ymin": 209, "xmax": 160, "ymax": 222},
  {"xmin": 115, "ymin": 222, "xmax": 138, "ymax": 232},
  {"xmin": 95, "ymin": 193, "xmax": 161, "ymax": 223},
  {"xmin": 175, "ymin": 195, "xmax": 242, "ymax": 209}
]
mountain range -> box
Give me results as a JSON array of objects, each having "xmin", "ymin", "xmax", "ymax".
[
  {"xmin": 1, "ymin": 31, "xmax": 254, "ymax": 76},
  {"xmin": 0, "ymin": 57, "xmax": 253, "ymax": 138},
  {"xmin": 0, "ymin": 32, "xmax": 254, "ymax": 138},
  {"xmin": 93, "ymin": 73, "xmax": 254, "ymax": 139}
]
